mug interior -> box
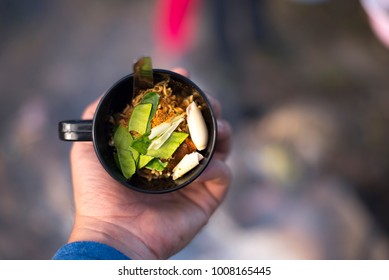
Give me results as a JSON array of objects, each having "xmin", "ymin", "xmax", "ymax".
[{"xmin": 93, "ymin": 70, "xmax": 216, "ymax": 193}]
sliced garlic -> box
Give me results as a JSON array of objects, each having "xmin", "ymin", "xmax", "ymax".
[
  {"xmin": 186, "ymin": 101, "xmax": 208, "ymax": 151},
  {"xmin": 172, "ymin": 152, "xmax": 204, "ymax": 180},
  {"xmin": 148, "ymin": 122, "xmax": 170, "ymax": 140}
]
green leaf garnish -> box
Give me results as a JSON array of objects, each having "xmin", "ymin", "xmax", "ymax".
[
  {"xmin": 114, "ymin": 125, "xmax": 139, "ymax": 179},
  {"xmin": 131, "ymin": 133, "xmax": 151, "ymax": 154},
  {"xmin": 114, "ymin": 125, "xmax": 133, "ymax": 150},
  {"xmin": 128, "ymin": 103, "xmax": 152, "ymax": 135},
  {"xmin": 141, "ymin": 92, "xmax": 160, "ymax": 133},
  {"xmin": 145, "ymin": 158, "xmax": 168, "ymax": 172},
  {"xmin": 138, "ymin": 155, "xmax": 154, "ymax": 169},
  {"xmin": 117, "ymin": 149, "xmax": 136, "ymax": 179}
]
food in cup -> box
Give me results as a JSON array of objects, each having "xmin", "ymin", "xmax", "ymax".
[{"xmin": 112, "ymin": 78, "xmax": 209, "ymax": 181}]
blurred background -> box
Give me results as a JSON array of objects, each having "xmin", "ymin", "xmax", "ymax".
[{"xmin": 1, "ymin": 0, "xmax": 389, "ymax": 259}]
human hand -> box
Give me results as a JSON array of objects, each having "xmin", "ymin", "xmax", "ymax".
[{"xmin": 67, "ymin": 68, "xmax": 232, "ymax": 259}]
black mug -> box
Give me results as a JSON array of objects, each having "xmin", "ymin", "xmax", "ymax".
[{"xmin": 58, "ymin": 69, "xmax": 217, "ymax": 193}]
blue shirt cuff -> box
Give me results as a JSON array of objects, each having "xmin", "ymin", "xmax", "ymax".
[{"xmin": 52, "ymin": 241, "xmax": 130, "ymax": 260}]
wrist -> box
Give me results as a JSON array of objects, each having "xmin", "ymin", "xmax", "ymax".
[{"xmin": 68, "ymin": 216, "xmax": 157, "ymax": 260}]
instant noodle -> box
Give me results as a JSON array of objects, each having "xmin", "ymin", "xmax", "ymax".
[{"xmin": 112, "ymin": 78, "xmax": 208, "ymax": 181}]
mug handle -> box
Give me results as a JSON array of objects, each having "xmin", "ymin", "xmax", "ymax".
[{"xmin": 58, "ymin": 120, "xmax": 93, "ymax": 141}]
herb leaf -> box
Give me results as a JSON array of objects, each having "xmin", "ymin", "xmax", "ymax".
[
  {"xmin": 128, "ymin": 103, "xmax": 152, "ymax": 135},
  {"xmin": 117, "ymin": 149, "xmax": 136, "ymax": 179},
  {"xmin": 141, "ymin": 92, "xmax": 160, "ymax": 133},
  {"xmin": 114, "ymin": 125, "xmax": 139, "ymax": 179},
  {"xmin": 114, "ymin": 125, "xmax": 132, "ymax": 150},
  {"xmin": 131, "ymin": 133, "xmax": 151, "ymax": 154},
  {"xmin": 138, "ymin": 155, "xmax": 154, "ymax": 169},
  {"xmin": 145, "ymin": 158, "xmax": 168, "ymax": 172}
]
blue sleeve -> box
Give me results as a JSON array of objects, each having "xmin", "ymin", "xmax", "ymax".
[{"xmin": 52, "ymin": 241, "xmax": 130, "ymax": 260}]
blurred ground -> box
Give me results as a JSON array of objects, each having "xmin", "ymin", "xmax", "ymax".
[{"xmin": 1, "ymin": 0, "xmax": 389, "ymax": 259}]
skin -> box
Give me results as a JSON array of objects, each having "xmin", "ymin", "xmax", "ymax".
[{"xmin": 67, "ymin": 68, "xmax": 233, "ymax": 259}]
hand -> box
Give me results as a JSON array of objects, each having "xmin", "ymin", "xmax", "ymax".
[{"xmin": 67, "ymin": 68, "xmax": 232, "ymax": 259}]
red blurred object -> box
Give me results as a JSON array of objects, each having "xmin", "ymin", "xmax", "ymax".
[{"xmin": 153, "ymin": 0, "xmax": 201, "ymax": 56}]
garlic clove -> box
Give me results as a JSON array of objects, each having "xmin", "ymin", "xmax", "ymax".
[
  {"xmin": 186, "ymin": 101, "xmax": 208, "ymax": 151},
  {"xmin": 172, "ymin": 152, "xmax": 204, "ymax": 180}
]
